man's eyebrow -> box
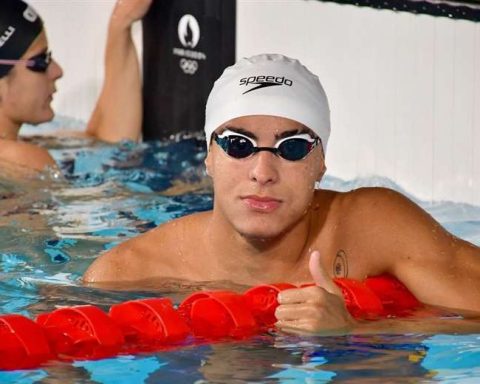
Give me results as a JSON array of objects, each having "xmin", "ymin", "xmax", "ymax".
[
  {"xmin": 221, "ymin": 126, "xmax": 257, "ymax": 140},
  {"xmin": 275, "ymin": 127, "xmax": 312, "ymax": 139}
]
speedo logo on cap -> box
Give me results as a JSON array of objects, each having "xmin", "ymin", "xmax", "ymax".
[{"xmin": 239, "ymin": 75, "xmax": 293, "ymax": 94}]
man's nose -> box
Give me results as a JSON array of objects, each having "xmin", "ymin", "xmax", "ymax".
[{"xmin": 248, "ymin": 151, "xmax": 279, "ymax": 185}]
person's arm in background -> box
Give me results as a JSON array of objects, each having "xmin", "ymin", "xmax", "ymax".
[{"xmin": 86, "ymin": 0, "xmax": 152, "ymax": 143}]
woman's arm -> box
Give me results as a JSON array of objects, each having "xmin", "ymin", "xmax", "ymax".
[{"xmin": 86, "ymin": 0, "xmax": 152, "ymax": 143}]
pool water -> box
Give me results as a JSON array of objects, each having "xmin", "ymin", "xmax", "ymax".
[{"xmin": 1, "ymin": 128, "xmax": 480, "ymax": 383}]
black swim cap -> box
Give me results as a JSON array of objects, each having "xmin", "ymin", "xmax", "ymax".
[{"xmin": 0, "ymin": 0, "xmax": 43, "ymax": 78}]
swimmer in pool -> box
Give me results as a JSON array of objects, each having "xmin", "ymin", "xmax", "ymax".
[
  {"xmin": 84, "ymin": 54, "xmax": 480, "ymax": 333},
  {"xmin": 0, "ymin": 0, "xmax": 151, "ymax": 171}
]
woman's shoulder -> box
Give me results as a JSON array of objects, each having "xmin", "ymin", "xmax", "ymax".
[{"xmin": 0, "ymin": 139, "xmax": 55, "ymax": 171}]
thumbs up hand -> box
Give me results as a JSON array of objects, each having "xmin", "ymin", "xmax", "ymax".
[{"xmin": 275, "ymin": 250, "xmax": 354, "ymax": 334}]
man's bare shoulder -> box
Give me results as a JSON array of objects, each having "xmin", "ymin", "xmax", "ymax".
[
  {"xmin": 324, "ymin": 186, "xmax": 440, "ymax": 238},
  {"xmin": 313, "ymin": 186, "xmax": 410, "ymax": 216},
  {"xmin": 83, "ymin": 211, "xmax": 211, "ymax": 283},
  {"xmin": 313, "ymin": 187, "xmax": 435, "ymax": 276},
  {"xmin": 320, "ymin": 186, "xmax": 418, "ymax": 216}
]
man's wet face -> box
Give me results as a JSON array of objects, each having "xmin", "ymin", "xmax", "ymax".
[{"xmin": 205, "ymin": 115, "xmax": 325, "ymax": 241}]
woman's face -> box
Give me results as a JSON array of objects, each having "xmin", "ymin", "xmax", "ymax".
[{"xmin": 0, "ymin": 30, "xmax": 63, "ymax": 129}]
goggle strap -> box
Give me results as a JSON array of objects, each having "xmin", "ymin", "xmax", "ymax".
[
  {"xmin": 0, "ymin": 51, "xmax": 50, "ymax": 72},
  {"xmin": 0, "ymin": 59, "xmax": 35, "ymax": 66}
]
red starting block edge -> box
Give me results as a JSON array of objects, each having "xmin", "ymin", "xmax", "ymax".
[{"xmin": 0, "ymin": 274, "xmax": 421, "ymax": 371}]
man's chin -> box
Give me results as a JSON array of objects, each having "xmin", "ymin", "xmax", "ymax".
[{"xmin": 237, "ymin": 226, "xmax": 287, "ymax": 244}]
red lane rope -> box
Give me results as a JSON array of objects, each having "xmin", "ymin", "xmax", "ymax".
[{"xmin": 0, "ymin": 275, "xmax": 420, "ymax": 370}]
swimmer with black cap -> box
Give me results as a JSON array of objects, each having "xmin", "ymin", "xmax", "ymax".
[
  {"xmin": 0, "ymin": 0, "xmax": 152, "ymax": 171},
  {"xmin": 85, "ymin": 53, "xmax": 480, "ymax": 335}
]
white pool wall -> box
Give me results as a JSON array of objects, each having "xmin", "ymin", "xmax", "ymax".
[{"xmin": 29, "ymin": 0, "xmax": 480, "ymax": 205}]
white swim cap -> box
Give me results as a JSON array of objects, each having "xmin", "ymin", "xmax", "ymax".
[{"xmin": 204, "ymin": 53, "xmax": 330, "ymax": 153}]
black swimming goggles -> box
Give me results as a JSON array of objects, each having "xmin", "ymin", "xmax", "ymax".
[
  {"xmin": 213, "ymin": 130, "xmax": 321, "ymax": 161},
  {"xmin": 0, "ymin": 51, "xmax": 52, "ymax": 73}
]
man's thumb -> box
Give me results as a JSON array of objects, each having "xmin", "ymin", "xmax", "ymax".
[{"xmin": 309, "ymin": 250, "xmax": 342, "ymax": 296}]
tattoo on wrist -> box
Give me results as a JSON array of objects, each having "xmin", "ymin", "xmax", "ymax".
[{"xmin": 333, "ymin": 250, "xmax": 348, "ymax": 278}]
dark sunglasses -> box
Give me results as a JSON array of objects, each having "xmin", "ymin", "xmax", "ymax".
[
  {"xmin": 0, "ymin": 51, "xmax": 52, "ymax": 73},
  {"xmin": 213, "ymin": 130, "xmax": 321, "ymax": 161}
]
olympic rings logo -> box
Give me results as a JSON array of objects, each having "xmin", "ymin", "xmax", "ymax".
[{"xmin": 180, "ymin": 58, "xmax": 198, "ymax": 75}]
